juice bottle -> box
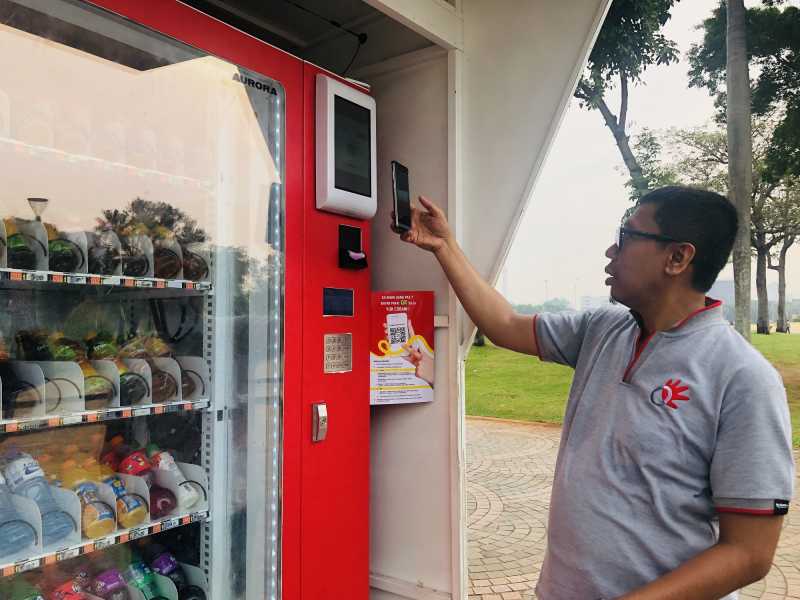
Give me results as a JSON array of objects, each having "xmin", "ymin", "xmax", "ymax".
[
  {"xmin": 61, "ymin": 466, "xmax": 116, "ymax": 539},
  {"xmin": 96, "ymin": 464, "xmax": 147, "ymax": 530}
]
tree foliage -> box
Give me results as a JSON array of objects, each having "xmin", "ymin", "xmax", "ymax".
[
  {"xmin": 688, "ymin": 2, "xmax": 800, "ymax": 179},
  {"xmin": 632, "ymin": 115, "xmax": 800, "ymax": 332},
  {"xmin": 574, "ymin": 0, "xmax": 680, "ymax": 198},
  {"xmin": 514, "ymin": 298, "xmax": 572, "ymax": 315}
]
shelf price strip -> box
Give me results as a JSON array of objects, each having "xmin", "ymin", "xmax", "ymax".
[
  {"xmin": 0, "ymin": 510, "xmax": 209, "ymax": 577},
  {"xmin": 0, "ymin": 399, "xmax": 210, "ymax": 434},
  {"xmin": 0, "ymin": 269, "xmax": 211, "ymax": 291}
]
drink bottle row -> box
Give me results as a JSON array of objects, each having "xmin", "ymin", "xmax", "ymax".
[
  {"xmin": 0, "ymin": 536, "xmax": 207, "ymax": 600},
  {"xmin": 1, "ymin": 199, "xmax": 210, "ymax": 281},
  {"xmin": 0, "ymin": 424, "xmax": 207, "ymax": 562}
]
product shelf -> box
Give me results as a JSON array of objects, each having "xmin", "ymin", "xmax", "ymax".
[
  {"xmin": 0, "ymin": 399, "xmax": 210, "ymax": 434},
  {"xmin": 0, "ymin": 268, "xmax": 211, "ymax": 292},
  {"xmin": 0, "ymin": 508, "xmax": 210, "ymax": 578}
]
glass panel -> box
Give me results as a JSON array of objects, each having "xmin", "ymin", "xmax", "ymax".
[{"xmin": 0, "ymin": 1, "xmax": 284, "ymax": 599}]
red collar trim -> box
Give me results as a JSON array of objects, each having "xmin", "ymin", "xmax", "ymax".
[{"xmin": 672, "ymin": 297, "xmax": 722, "ymax": 329}]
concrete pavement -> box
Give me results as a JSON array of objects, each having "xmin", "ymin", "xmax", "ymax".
[{"xmin": 466, "ymin": 417, "xmax": 800, "ymax": 600}]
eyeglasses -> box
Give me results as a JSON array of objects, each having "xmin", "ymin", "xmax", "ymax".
[{"xmin": 614, "ymin": 227, "xmax": 680, "ymax": 251}]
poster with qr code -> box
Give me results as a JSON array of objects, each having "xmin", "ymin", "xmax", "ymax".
[{"xmin": 370, "ymin": 291, "xmax": 434, "ymax": 405}]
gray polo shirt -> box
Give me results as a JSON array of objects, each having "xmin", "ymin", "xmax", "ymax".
[{"xmin": 533, "ymin": 300, "xmax": 794, "ymax": 600}]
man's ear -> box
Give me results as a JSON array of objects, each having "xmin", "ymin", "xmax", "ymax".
[{"xmin": 665, "ymin": 242, "xmax": 696, "ymax": 276}]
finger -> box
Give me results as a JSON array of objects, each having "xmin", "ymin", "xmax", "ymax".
[{"xmin": 418, "ymin": 195, "xmax": 443, "ymax": 217}]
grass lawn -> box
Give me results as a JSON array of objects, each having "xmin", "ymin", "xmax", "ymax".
[{"xmin": 466, "ymin": 334, "xmax": 800, "ymax": 446}]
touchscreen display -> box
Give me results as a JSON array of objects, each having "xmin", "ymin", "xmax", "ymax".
[{"xmin": 334, "ymin": 95, "xmax": 371, "ymax": 197}]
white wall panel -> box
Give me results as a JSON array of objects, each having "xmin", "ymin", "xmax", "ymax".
[{"xmin": 367, "ymin": 53, "xmax": 454, "ymax": 597}]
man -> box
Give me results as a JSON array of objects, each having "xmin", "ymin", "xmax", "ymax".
[{"xmin": 393, "ymin": 186, "xmax": 794, "ymax": 599}]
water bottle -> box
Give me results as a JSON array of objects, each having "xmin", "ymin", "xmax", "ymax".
[
  {"xmin": 0, "ymin": 470, "xmax": 37, "ymax": 557},
  {"xmin": 3, "ymin": 453, "xmax": 75, "ymax": 546}
]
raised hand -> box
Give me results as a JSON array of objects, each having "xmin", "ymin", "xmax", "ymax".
[{"xmin": 391, "ymin": 196, "xmax": 452, "ymax": 253}]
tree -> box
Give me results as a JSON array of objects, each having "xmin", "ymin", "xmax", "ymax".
[
  {"xmin": 689, "ymin": 1, "xmax": 800, "ymax": 338},
  {"xmin": 513, "ymin": 298, "xmax": 572, "ymax": 315},
  {"xmin": 574, "ymin": 0, "xmax": 680, "ymax": 200},
  {"xmin": 727, "ymin": 0, "xmax": 754, "ymax": 340},
  {"xmin": 688, "ymin": 2, "xmax": 800, "ymax": 180},
  {"xmin": 632, "ymin": 117, "xmax": 800, "ymax": 334},
  {"xmin": 768, "ymin": 182, "xmax": 800, "ymax": 332}
]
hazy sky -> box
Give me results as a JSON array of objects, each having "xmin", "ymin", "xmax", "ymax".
[{"xmin": 501, "ymin": 0, "xmax": 799, "ymax": 307}]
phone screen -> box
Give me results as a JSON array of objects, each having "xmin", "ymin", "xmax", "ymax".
[{"xmin": 392, "ymin": 161, "xmax": 411, "ymax": 232}]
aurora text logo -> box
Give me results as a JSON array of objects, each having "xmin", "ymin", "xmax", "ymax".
[
  {"xmin": 232, "ymin": 72, "xmax": 277, "ymax": 95},
  {"xmin": 649, "ymin": 379, "xmax": 690, "ymax": 410}
]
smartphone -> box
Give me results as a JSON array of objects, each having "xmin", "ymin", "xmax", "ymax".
[
  {"xmin": 391, "ymin": 160, "xmax": 411, "ymax": 232},
  {"xmin": 386, "ymin": 312, "xmax": 409, "ymax": 351}
]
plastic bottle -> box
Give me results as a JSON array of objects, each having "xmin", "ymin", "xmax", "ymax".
[
  {"xmin": 117, "ymin": 449, "xmax": 154, "ymax": 487},
  {"xmin": 3, "ymin": 453, "xmax": 76, "ymax": 546},
  {"xmin": 61, "ymin": 466, "xmax": 116, "ymax": 539},
  {"xmin": 145, "ymin": 444, "xmax": 200, "ymax": 509},
  {"xmin": 96, "ymin": 465, "xmax": 147, "ymax": 530},
  {"xmin": 0, "ymin": 470, "xmax": 38, "ymax": 557},
  {"xmin": 140, "ymin": 543, "xmax": 207, "ymax": 600},
  {"xmin": 123, "ymin": 561, "xmax": 169, "ymax": 600}
]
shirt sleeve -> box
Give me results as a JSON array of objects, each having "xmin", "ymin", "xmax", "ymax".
[
  {"xmin": 710, "ymin": 363, "xmax": 795, "ymax": 516},
  {"xmin": 534, "ymin": 310, "xmax": 594, "ymax": 369}
]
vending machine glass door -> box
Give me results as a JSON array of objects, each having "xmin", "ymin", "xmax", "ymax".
[{"xmin": 0, "ymin": 1, "xmax": 284, "ymax": 598}]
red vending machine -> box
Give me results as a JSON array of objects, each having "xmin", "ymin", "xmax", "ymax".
[{"xmin": 0, "ymin": 1, "xmax": 371, "ymax": 598}]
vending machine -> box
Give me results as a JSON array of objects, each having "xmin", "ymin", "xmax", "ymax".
[{"xmin": 0, "ymin": 1, "xmax": 371, "ymax": 599}]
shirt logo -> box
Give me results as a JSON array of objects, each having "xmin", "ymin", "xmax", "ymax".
[{"xmin": 649, "ymin": 379, "xmax": 690, "ymax": 410}]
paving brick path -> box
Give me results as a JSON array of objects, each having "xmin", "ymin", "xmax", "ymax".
[{"xmin": 466, "ymin": 417, "xmax": 800, "ymax": 600}]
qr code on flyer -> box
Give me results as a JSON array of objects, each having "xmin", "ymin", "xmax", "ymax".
[{"xmin": 389, "ymin": 326, "xmax": 407, "ymax": 345}]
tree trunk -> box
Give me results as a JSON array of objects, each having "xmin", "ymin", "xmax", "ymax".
[
  {"xmin": 727, "ymin": 0, "xmax": 753, "ymax": 341},
  {"xmin": 596, "ymin": 96, "xmax": 649, "ymax": 197},
  {"xmin": 769, "ymin": 236, "xmax": 794, "ymax": 333},
  {"xmin": 756, "ymin": 241, "xmax": 770, "ymax": 334}
]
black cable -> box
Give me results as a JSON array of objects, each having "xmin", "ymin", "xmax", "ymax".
[
  {"xmin": 342, "ymin": 36, "xmax": 365, "ymax": 77},
  {"xmin": 281, "ymin": 0, "xmax": 362, "ymax": 39},
  {"xmin": 279, "ymin": 0, "xmax": 368, "ymax": 76}
]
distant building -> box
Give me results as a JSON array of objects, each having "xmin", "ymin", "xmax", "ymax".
[{"xmin": 789, "ymin": 299, "xmax": 800, "ymax": 320}]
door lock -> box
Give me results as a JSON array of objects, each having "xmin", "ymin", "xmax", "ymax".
[{"xmin": 312, "ymin": 403, "xmax": 328, "ymax": 442}]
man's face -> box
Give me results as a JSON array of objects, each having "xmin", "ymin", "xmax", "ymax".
[{"xmin": 604, "ymin": 204, "xmax": 673, "ymax": 308}]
